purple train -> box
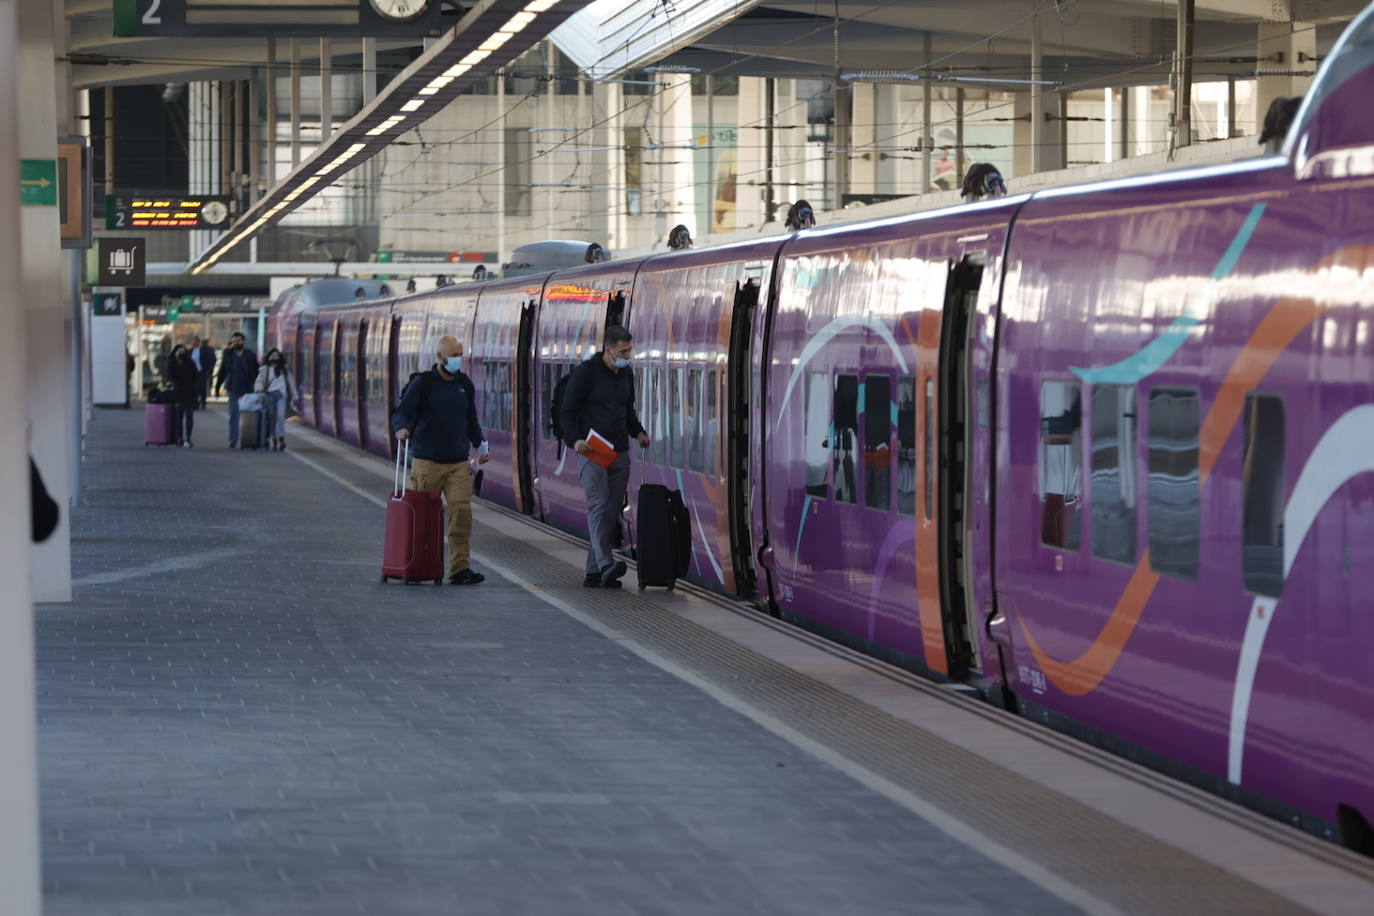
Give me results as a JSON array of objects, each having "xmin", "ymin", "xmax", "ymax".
[{"xmin": 270, "ymin": 7, "xmax": 1374, "ymax": 852}]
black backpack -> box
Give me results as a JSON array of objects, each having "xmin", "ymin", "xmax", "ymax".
[
  {"xmin": 549, "ymin": 370, "xmax": 573, "ymax": 444},
  {"xmin": 391, "ymin": 369, "xmax": 475, "ymax": 430}
]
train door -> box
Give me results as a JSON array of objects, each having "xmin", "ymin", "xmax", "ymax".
[
  {"xmin": 310, "ymin": 321, "xmax": 323, "ymax": 427},
  {"xmin": 936, "ymin": 255, "xmax": 985, "ymax": 679},
  {"xmin": 726, "ymin": 277, "xmax": 761, "ymax": 597},
  {"xmin": 357, "ymin": 319, "xmax": 370, "ymax": 452},
  {"xmin": 387, "ymin": 315, "xmax": 401, "ymax": 458},
  {"xmin": 331, "ymin": 321, "xmax": 344, "ymax": 437},
  {"xmin": 515, "ymin": 298, "xmax": 537, "ymax": 514}
]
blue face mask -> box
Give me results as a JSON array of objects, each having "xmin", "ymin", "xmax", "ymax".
[
  {"xmin": 444, "ymin": 356, "xmax": 463, "ymax": 373},
  {"xmin": 612, "ymin": 357, "xmax": 630, "ymax": 369}
]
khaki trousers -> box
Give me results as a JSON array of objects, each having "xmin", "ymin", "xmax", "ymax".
[{"xmin": 410, "ymin": 458, "xmax": 473, "ymax": 576}]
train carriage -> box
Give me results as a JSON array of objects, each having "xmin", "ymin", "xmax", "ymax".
[{"xmin": 264, "ymin": 4, "xmax": 1374, "ymax": 852}]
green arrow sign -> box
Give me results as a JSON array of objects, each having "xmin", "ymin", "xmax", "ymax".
[{"xmin": 20, "ymin": 159, "xmax": 57, "ymax": 207}]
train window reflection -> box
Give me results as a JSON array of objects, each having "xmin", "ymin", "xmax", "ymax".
[
  {"xmin": 1040, "ymin": 380, "xmax": 1083, "ymax": 551},
  {"xmin": 704, "ymin": 369, "xmax": 718, "ymax": 478},
  {"xmin": 833, "ymin": 373, "xmax": 859, "ymax": 505},
  {"xmin": 864, "ymin": 374, "xmax": 892, "ymax": 511},
  {"xmin": 687, "ymin": 367, "xmax": 703, "ymax": 472},
  {"xmin": 670, "ymin": 366, "xmax": 685, "ymax": 468},
  {"xmin": 1242, "ymin": 394, "xmax": 1285, "ymax": 597},
  {"xmin": 803, "ymin": 371, "xmax": 829, "ymax": 498},
  {"xmin": 1091, "ymin": 385, "xmax": 1137, "ymax": 563},
  {"xmin": 897, "ymin": 375, "xmax": 916, "ymax": 516},
  {"xmin": 650, "ymin": 366, "xmax": 667, "ymax": 466},
  {"xmin": 1147, "ymin": 387, "xmax": 1200, "ymax": 579}
]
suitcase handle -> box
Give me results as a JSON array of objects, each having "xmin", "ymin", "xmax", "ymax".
[{"xmin": 393, "ymin": 439, "xmax": 410, "ymax": 495}]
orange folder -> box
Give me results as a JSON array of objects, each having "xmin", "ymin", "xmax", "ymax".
[{"xmin": 585, "ymin": 429, "xmax": 618, "ymax": 469}]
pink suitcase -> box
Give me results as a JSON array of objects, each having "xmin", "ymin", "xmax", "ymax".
[
  {"xmin": 144, "ymin": 403, "xmax": 177, "ymax": 446},
  {"xmin": 381, "ymin": 442, "xmax": 446, "ymax": 585}
]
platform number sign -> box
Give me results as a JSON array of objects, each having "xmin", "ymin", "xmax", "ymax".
[
  {"xmin": 112, "ymin": 0, "xmax": 442, "ymax": 37},
  {"xmin": 96, "ymin": 237, "xmax": 146, "ymax": 287}
]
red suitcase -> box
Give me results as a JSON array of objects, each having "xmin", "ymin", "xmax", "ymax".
[
  {"xmin": 144, "ymin": 402, "xmax": 177, "ymax": 446},
  {"xmin": 381, "ymin": 442, "xmax": 446, "ymax": 585}
]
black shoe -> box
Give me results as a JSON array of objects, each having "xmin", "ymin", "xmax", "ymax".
[
  {"xmin": 600, "ymin": 561, "xmax": 627, "ymax": 588},
  {"xmin": 582, "ymin": 574, "xmax": 601, "ymax": 588},
  {"xmin": 448, "ymin": 568, "xmax": 485, "ymax": 585},
  {"xmin": 602, "ymin": 579, "xmax": 623, "ymax": 590}
]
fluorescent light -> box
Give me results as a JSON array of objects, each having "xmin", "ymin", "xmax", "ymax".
[
  {"xmin": 367, "ymin": 115, "xmax": 404, "ymax": 135},
  {"xmin": 460, "ymin": 50, "xmax": 489, "ymax": 66},
  {"xmin": 478, "ymin": 32, "xmax": 512, "ymax": 52},
  {"xmin": 442, "ymin": 64, "xmax": 470, "ymax": 79},
  {"xmin": 504, "ymin": 11, "xmax": 536, "ymax": 29},
  {"xmin": 524, "ymin": 0, "xmax": 558, "ymax": 11},
  {"xmin": 401, "ymin": 99, "xmax": 425, "ymax": 112},
  {"xmin": 419, "ymin": 75, "xmax": 454, "ymax": 95}
]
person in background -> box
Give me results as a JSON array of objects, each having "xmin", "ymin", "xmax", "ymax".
[
  {"xmin": 254, "ymin": 347, "xmax": 299, "ymax": 452},
  {"xmin": 31, "ymin": 455, "xmax": 57, "ymax": 542},
  {"xmin": 559, "ymin": 325, "xmax": 649, "ymax": 589},
  {"xmin": 784, "ymin": 200, "xmax": 816, "ymax": 232},
  {"xmin": 391, "ymin": 335, "xmax": 490, "ymax": 586},
  {"xmin": 192, "ymin": 336, "xmax": 216, "ymax": 409},
  {"xmin": 163, "ymin": 344, "xmax": 200, "ymax": 448},
  {"xmin": 214, "ymin": 331, "xmax": 259, "ymax": 448},
  {"xmin": 960, "ymin": 163, "xmax": 1007, "ymax": 201},
  {"xmin": 667, "ymin": 224, "xmax": 694, "ymax": 250}
]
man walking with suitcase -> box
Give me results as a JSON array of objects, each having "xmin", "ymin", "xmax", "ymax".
[
  {"xmin": 559, "ymin": 325, "xmax": 649, "ymax": 589},
  {"xmin": 214, "ymin": 332, "xmax": 259, "ymax": 447},
  {"xmin": 392, "ymin": 336, "xmax": 490, "ymax": 586}
]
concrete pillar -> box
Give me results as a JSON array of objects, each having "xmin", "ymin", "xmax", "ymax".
[
  {"xmin": 658, "ymin": 73, "xmax": 695, "ymax": 240},
  {"xmin": 594, "ymin": 79, "xmax": 623, "ymax": 251},
  {"xmin": 19, "ymin": 0, "xmax": 73, "ymax": 603},
  {"xmin": 850, "ymin": 83, "xmax": 875, "ymax": 194},
  {"xmin": 289, "ymin": 39, "xmax": 301, "ymax": 169},
  {"xmin": 1130, "ymin": 85, "xmax": 1152, "ymax": 156},
  {"xmin": 1, "ymin": 0, "xmax": 42, "ymax": 902},
  {"xmin": 320, "ymin": 38, "xmax": 332, "ymax": 141},
  {"xmin": 265, "ymin": 38, "xmax": 276, "ymax": 192},
  {"xmin": 362, "ymin": 37, "xmax": 377, "ymax": 102},
  {"xmin": 873, "ymin": 83, "xmax": 900, "ymax": 195},
  {"xmin": 1256, "ymin": 22, "xmax": 1317, "ymax": 134},
  {"xmin": 735, "ymin": 76, "xmax": 765, "ymax": 229}
]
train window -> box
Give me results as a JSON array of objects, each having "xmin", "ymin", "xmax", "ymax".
[
  {"xmin": 897, "ymin": 375, "xmax": 916, "ymax": 516},
  {"xmin": 803, "ymin": 372, "xmax": 829, "ymax": 498},
  {"xmin": 650, "ymin": 366, "xmax": 667, "ymax": 466},
  {"xmin": 687, "ymin": 367, "xmax": 704, "ymax": 472},
  {"xmin": 1147, "ymin": 387, "xmax": 1200, "ymax": 579},
  {"xmin": 669, "ymin": 366, "xmax": 685, "ymax": 468},
  {"xmin": 1040, "ymin": 381, "xmax": 1083, "ymax": 551},
  {"xmin": 924, "ymin": 377, "xmax": 935, "ymax": 521},
  {"xmin": 542, "ymin": 363, "xmax": 555, "ymax": 439},
  {"xmin": 833, "ymin": 373, "xmax": 859, "ymax": 505},
  {"xmin": 1090, "ymin": 385, "xmax": 1137, "ymax": 564},
  {"xmin": 864, "ymin": 374, "xmax": 892, "ymax": 511},
  {"xmin": 1242, "ymin": 394, "xmax": 1285, "ymax": 597},
  {"xmin": 704, "ymin": 369, "xmax": 718, "ymax": 478}
]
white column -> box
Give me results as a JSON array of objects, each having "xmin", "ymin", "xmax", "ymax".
[
  {"xmin": 661, "ymin": 73, "xmax": 694, "ymax": 239},
  {"xmin": 289, "ymin": 39, "xmax": 301, "ymax": 169},
  {"xmin": 850, "ymin": 83, "xmax": 875, "ymax": 194},
  {"xmin": 735, "ymin": 76, "xmax": 765, "ymax": 229},
  {"xmin": 0, "ymin": 0, "xmax": 41, "ymax": 903},
  {"xmin": 18, "ymin": 0, "xmax": 72, "ymax": 603},
  {"xmin": 873, "ymin": 83, "xmax": 900, "ymax": 195},
  {"xmin": 319, "ymin": 38, "xmax": 332, "ymax": 141},
  {"xmin": 362, "ymin": 37, "xmax": 377, "ymax": 102},
  {"xmin": 1256, "ymin": 21, "xmax": 1317, "ymax": 134}
]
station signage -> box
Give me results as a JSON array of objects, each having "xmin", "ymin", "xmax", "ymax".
[
  {"xmin": 376, "ymin": 250, "xmax": 499, "ymax": 263},
  {"xmin": 159, "ymin": 294, "xmax": 259, "ymax": 313},
  {"xmin": 97, "ymin": 237, "xmax": 146, "ymax": 287},
  {"xmin": 106, "ymin": 194, "xmax": 232, "ymax": 231},
  {"xmin": 112, "ymin": 0, "xmax": 444, "ymax": 38}
]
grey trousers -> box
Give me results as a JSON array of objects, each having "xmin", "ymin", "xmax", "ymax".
[{"xmin": 578, "ymin": 451, "xmax": 630, "ymax": 575}]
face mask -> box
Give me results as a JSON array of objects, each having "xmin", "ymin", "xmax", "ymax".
[
  {"xmin": 612, "ymin": 357, "xmax": 630, "ymax": 369},
  {"xmin": 270, "ymin": 359, "xmax": 282, "ymax": 367},
  {"xmin": 234, "ymin": 342, "xmax": 244, "ymax": 351},
  {"xmin": 444, "ymin": 356, "xmax": 463, "ymax": 373}
]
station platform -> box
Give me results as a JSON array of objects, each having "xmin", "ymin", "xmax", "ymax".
[{"xmin": 39, "ymin": 407, "xmax": 1374, "ymax": 916}]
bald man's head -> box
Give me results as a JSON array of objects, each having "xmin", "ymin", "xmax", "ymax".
[{"xmin": 437, "ymin": 336, "xmax": 464, "ymax": 358}]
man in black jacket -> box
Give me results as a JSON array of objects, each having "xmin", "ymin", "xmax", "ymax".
[
  {"xmin": 214, "ymin": 332, "xmax": 258, "ymax": 447},
  {"xmin": 191, "ymin": 336, "xmax": 217, "ymax": 409},
  {"xmin": 559, "ymin": 325, "xmax": 649, "ymax": 588},
  {"xmin": 392, "ymin": 335, "xmax": 490, "ymax": 585}
]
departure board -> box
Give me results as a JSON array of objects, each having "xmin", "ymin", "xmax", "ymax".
[{"xmin": 106, "ymin": 195, "xmax": 232, "ymax": 231}]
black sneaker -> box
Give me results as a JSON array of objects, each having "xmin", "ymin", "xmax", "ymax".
[
  {"xmin": 582, "ymin": 574, "xmax": 601, "ymax": 588},
  {"xmin": 600, "ymin": 561, "xmax": 627, "ymax": 588},
  {"xmin": 602, "ymin": 579, "xmax": 623, "ymax": 590},
  {"xmin": 448, "ymin": 569, "xmax": 485, "ymax": 585}
]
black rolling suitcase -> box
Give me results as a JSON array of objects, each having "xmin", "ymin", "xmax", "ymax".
[{"xmin": 635, "ymin": 484, "xmax": 691, "ymax": 590}]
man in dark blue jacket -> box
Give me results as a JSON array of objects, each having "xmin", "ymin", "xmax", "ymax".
[
  {"xmin": 559, "ymin": 325, "xmax": 649, "ymax": 589},
  {"xmin": 392, "ymin": 335, "xmax": 490, "ymax": 585},
  {"xmin": 214, "ymin": 332, "xmax": 258, "ymax": 447}
]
